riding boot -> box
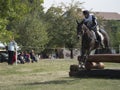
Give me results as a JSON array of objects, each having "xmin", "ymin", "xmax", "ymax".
[
  {"xmin": 96, "ymin": 33, "xmax": 105, "ymax": 48},
  {"xmin": 94, "ymin": 31, "xmax": 99, "ymax": 43},
  {"xmin": 95, "ymin": 39, "xmax": 98, "ymax": 43},
  {"xmin": 100, "ymin": 42, "xmax": 105, "ymax": 48}
]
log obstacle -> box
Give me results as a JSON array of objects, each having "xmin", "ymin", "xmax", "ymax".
[
  {"xmin": 69, "ymin": 54, "xmax": 120, "ymax": 78},
  {"xmin": 85, "ymin": 62, "xmax": 104, "ymax": 70},
  {"xmin": 69, "ymin": 68, "xmax": 120, "ymax": 78},
  {"xmin": 87, "ymin": 54, "xmax": 120, "ymax": 63},
  {"xmin": 77, "ymin": 54, "xmax": 120, "ymax": 69}
]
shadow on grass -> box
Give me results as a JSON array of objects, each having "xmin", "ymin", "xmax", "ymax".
[{"xmin": 24, "ymin": 79, "xmax": 75, "ymax": 86}]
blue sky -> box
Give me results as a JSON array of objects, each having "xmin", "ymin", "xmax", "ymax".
[{"xmin": 43, "ymin": 0, "xmax": 120, "ymax": 13}]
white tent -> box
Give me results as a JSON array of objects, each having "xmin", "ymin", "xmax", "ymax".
[{"xmin": 0, "ymin": 42, "xmax": 5, "ymax": 48}]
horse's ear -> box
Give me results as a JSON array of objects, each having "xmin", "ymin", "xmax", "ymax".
[{"xmin": 76, "ymin": 20, "xmax": 79, "ymax": 24}]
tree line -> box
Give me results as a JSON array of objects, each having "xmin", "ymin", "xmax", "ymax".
[{"xmin": 0, "ymin": 0, "xmax": 120, "ymax": 57}]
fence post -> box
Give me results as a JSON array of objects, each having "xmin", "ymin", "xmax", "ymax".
[
  {"xmin": 15, "ymin": 49, "xmax": 17, "ymax": 65},
  {"xmin": 119, "ymin": 44, "xmax": 120, "ymax": 53}
]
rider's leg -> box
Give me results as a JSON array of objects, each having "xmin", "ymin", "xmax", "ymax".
[
  {"xmin": 93, "ymin": 28, "xmax": 99, "ymax": 43},
  {"xmin": 93, "ymin": 27, "xmax": 101, "ymax": 41},
  {"xmin": 94, "ymin": 29, "xmax": 104, "ymax": 48},
  {"xmin": 92, "ymin": 31, "xmax": 98, "ymax": 42}
]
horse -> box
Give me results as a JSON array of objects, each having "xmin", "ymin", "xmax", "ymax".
[{"xmin": 76, "ymin": 21, "xmax": 111, "ymax": 68}]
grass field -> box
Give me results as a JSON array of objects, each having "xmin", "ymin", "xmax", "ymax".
[{"xmin": 0, "ymin": 59, "xmax": 120, "ymax": 90}]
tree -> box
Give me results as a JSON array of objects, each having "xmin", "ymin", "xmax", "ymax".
[
  {"xmin": 0, "ymin": 0, "xmax": 14, "ymax": 42},
  {"xmin": 44, "ymin": 6, "xmax": 64, "ymax": 47},
  {"xmin": 60, "ymin": 1, "xmax": 83, "ymax": 58},
  {"xmin": 14, "ymin": 15, "xmax": 48, "ymax": 52},
  {"xmin": 104, "ymin": 20, "xmax": 120, "ymax": 52},
  {"xmin": 0, "ymin": 0, "xmax": 33, "ymax": 42},
  {"xmin": 0, "ymin": 0, "xmax": 44, "ymax": 43},
  {"xmin": 12, "ymin": 0, "xmax": 48, "ymax": 53},
  {"xmin": 44, "ymin": 0, "xmax": 83, "ymax": 58}
]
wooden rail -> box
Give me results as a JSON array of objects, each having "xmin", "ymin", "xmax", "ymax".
[{"xmin": 87, "ymin": 54, "xmax": 120, "ymax": 63}]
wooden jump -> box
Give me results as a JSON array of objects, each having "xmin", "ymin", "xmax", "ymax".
[
  {"xmin": 87, "ymin": 54, "xmax": 120, "ymax": 63},
  {"xmin": 69, "ymin": 69, "xmax": 120, "ymax": 78},
  {"xmin": 69, "ymin": 54, "xmax": 120, "ymax": 77}
]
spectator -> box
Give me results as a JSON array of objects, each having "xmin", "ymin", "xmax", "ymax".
[
  {"xmin": 24, "ymin": 51, "xmax": 30, "ymax": 63},
  {"xmin": 12, "ymin": 52, "xmax": 16, "ymax": 64},
  {"xmin": 18, "ymin": 52, "xmax": 25, "ymax": 64},
  {"xmin": 30, "ymin": 50, "xmax": 37, "ymax": 63},
  {"xmin": 8, "ymin": 37, "xmax": 17, "ymax": 65}
]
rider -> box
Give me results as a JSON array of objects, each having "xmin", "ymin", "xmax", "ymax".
[{"xmin": 81, "ymin": 10, "xmax": 102, "ymax": 45}]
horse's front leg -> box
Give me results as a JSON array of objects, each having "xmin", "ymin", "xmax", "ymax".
[
  {"xmin": 84, "ymin": 50, "xmax": 91, "ymax": 66},
  {"xmin": 78, "ymin": 48, "xmax": 86, "ymax": 69}
]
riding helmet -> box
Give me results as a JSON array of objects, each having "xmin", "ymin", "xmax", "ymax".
[{"xmin": 83, "ymin": 10, "xmax": 89, "ymax": 15}]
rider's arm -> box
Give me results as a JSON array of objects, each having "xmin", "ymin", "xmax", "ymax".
[
  {"xmin": 80, "ymin": 19, "xmax": 85, "ymax": 24},
  {"xmin": 92, "ymin": 15, "xmax": 97, "ymax": 27}
]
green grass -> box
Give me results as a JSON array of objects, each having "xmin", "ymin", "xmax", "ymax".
[{"xmin": 0, "ymin": 59, "xmax": 120, "ymax": 90}]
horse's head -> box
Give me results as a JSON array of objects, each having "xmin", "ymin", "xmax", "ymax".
[{"xmin": 76, "ymin": 20, "xmax": 83, "ymax": 39}]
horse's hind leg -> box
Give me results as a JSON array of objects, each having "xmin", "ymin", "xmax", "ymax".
[{"xmin": 104, "ymin": 39, "xmax": 112, "ymax": 53}]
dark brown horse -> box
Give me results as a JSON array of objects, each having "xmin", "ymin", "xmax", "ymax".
[{"xmin": 76, "ymin": 21, "xmax": 111, "ymax": 68}]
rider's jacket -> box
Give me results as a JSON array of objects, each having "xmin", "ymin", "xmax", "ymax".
[{"xmin": 82, "ymin": 14, "xmax": 98, "ymax": 31}]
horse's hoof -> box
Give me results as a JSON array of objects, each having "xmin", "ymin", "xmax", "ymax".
[{"xmin": 78, "ymin": 65, "xmax": 85, "ymax": 70}]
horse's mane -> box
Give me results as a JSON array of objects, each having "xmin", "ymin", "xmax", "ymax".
[
  {"xmin": 82, "ymin": 24, "xmax": 90, "ymax": 32},
  {"xmin": 81, "ymin": 24, "xmax": 94, "ymax": 38}
]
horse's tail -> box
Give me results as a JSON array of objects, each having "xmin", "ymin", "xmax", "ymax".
[
  {"xmin": 100, "ymin": 29, "xmax": 109, "ymax": 40},
  {"xmin": 99, "ymin": 29, "xmax": 112, "ymax": 54},
  {"xmin": 100, "ymin": 29, "xmax": 110, "ymax": 47}
]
